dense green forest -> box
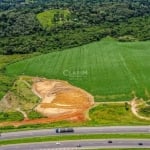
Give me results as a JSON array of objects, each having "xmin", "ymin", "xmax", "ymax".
[{"xmin": 0, "ymin": 0, "xmax": 150, "ymax": 54}]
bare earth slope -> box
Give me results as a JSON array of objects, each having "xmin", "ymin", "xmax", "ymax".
[{"xmin": 32, "ymin": 78, "xmax": 94, "ymax": 121}]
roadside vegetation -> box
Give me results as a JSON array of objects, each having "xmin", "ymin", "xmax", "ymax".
[
  {"xmin": 0, "ymin": 102, "xmax": 150, "ymax": 132},
  {"xmin": 88, "ymin": 103, "xmax": 150, "ymax": 126},
  {"xmin": 28, "ymin": 110, "xmax": 45, "ymax": 120},
  {"xmin": 0, "ymin": 112, "xmax": 23, "ymax": 122}
]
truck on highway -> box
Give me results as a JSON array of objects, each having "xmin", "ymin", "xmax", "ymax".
[{"xmin": 55, "ymin": 128, "xmax": 74, "ymax": 133}]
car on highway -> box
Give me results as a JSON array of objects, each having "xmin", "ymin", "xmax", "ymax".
[
  {"xmin": 108, "ymin": 140, "xmax": 112, "ymax": 143},
  {"xmin": 55, "ymin": 128, "xmax": 74, "ymax": 133},
  {"xmin": 77, "ymin": 144, "xmax": 81, "ymax": 147},
  {"xmin": 56, "ymin": 142, "xmax": 61, "ymax": 145}
]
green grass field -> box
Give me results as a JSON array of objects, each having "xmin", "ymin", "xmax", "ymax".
[
  {"xmin": 37, "ymin": 9, "xmax": 70, "ymax": 29},
  {"xmin": 6, "ymin": 38, "xmax": 150, "ymax": 101}
]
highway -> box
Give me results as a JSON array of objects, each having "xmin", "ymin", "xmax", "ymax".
[
  {"xmin": 1, "ymin": 126, "xmax": 150, "ymax": 140},
  {"xmin": 0, "ymin": 139, "xmax": 150, "ymax": 150}
]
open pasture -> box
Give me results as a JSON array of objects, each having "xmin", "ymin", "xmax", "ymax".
[{"xmin": 37, "ymin": 9, "xmax": 70, "ymax": 29}]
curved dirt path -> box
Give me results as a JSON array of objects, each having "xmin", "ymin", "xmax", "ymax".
[
  {"xmin": 130, "ymin": 98, "xmax": 150, "ymax": 121},
  {"xmin": 16, "ymin": 108, "xmax": 28, "ymax": 120}
]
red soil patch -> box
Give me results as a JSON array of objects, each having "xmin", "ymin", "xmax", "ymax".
[{"xmin": 33, "ymin": 78, "xmax": 94, "ymax": 121}]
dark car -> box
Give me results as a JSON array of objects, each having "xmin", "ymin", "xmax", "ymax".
[
  {"xmin": 56, "ymin": 128, "xmax": 74, "ymax": 133},
  {"xmin": 77, "ymin": 144, "xmax": 81, "ymax": 147},
  {"xmin": 108, "ymin": 140, "xmax": 112, "ymax": 143},
  {"xmin": 138, "ymin": 142, "xmax": 143, "ymax": 145}
]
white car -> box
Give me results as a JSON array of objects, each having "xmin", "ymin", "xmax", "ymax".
[{"xmin": 56, "ymin": 142, "xmax": 61, "ymax": 145}]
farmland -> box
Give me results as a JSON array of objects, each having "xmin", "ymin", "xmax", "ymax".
[
  {"xmin": 37, "ymin": 9, "xmax": 70, "ymax": 29},
  {"xmin": 6, "ymin": 38, "xmax": 150, "ymax": 102}
]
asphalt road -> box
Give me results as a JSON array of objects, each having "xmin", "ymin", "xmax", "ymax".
[
  {"xmin": 0, "ymin": 139, "xmax": 150, "ymax": 150},
  {"xmin": 1, "ymin": 126, "xmax": 150, "ymax": 140}
]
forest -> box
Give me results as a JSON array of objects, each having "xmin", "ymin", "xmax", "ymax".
[{"xmin": 0, "ymin": 0, "xmax": 150, "ymax": 54}]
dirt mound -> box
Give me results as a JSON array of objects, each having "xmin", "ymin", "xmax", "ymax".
[{"xmin": 32, "ymin": 78, "xmax": 94, "ymax": 122}]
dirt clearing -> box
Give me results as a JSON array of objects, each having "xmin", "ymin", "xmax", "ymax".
[{"xmin": 32, "ymin": 78, "xmax": 94, "ymax": 121}]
